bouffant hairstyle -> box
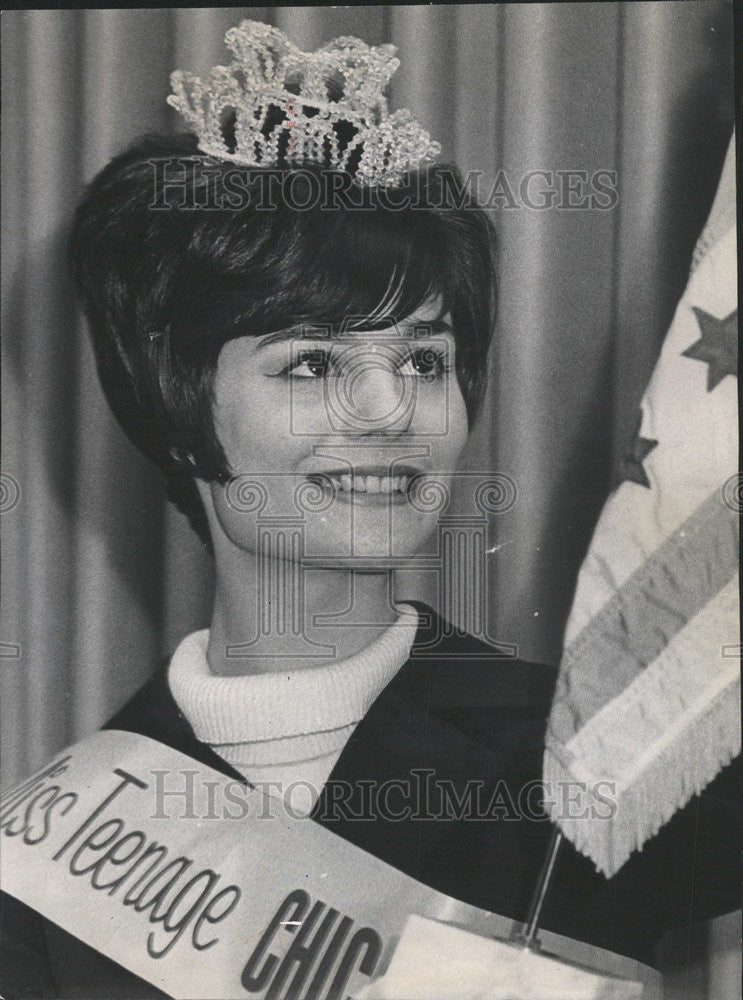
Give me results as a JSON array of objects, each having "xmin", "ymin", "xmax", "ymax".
[{"xmin": 69, "ymin": 131, "xmax": 498, "ymax": 545}]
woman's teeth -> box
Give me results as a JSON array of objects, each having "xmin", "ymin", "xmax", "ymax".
[{"xmin": 330, "ymin": 474, "xmax": 410, "ymax": 494}]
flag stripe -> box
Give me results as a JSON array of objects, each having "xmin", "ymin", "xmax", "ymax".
[
  {"xmin": 549, "ymin": 489, "xmax": 738, "ymax": 744},
  {"xmin": 545, "ymin": 575, "xmax": 741, "ymax": 874},
  {"xmin": 561, "ymin": 575, "xmax": 740, "ymax": 782}
]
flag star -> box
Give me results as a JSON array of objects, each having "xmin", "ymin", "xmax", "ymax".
[
  {"xmin": 615, "ymin": 410, "xmax": 658, "ymax": 490},
  {"xmin": 682, "ymin": 308, "xmax": 738, "ymax": 391}
]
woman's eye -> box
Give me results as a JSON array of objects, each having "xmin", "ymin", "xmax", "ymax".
[
  {"xmin": 398, "ymin": 347, "xmax": 451, "ymax": 379},
  {"xmin": 271, "ymin": 345, "xmax": 453, "ymax": 380},
  {"xmin": 285, "ymin": 350, "xmax": 337, "ymax": 378}
]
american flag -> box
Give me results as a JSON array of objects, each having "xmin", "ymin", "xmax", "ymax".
[{"xmin": 544, "ymin": 136, "xmax": 739, "ymax": 877}]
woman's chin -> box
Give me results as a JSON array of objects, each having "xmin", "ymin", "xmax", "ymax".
[{"xmin": 300, "ymin": 518, "xmax": 439, "ymax": 569}]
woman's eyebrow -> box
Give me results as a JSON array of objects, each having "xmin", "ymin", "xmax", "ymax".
[
  {"xmin": 255, "ymin": 319, "xmax": 453, "ymax": 350},
  {"xmin": 254, "ymin": 327, "xmax": 331, "ymax": 351}
]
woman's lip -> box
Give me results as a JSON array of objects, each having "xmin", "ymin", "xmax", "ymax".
[
  {"xmin": 307, "ymin": 466, "xmax": 424, "ymax": 479},
  {"xmin": 305, "ymin": 471, "xmax": 420, "ymax": 504},
  {"xmin": 329, "ymin": 486, "xmax": 412, "ymax": 506}
]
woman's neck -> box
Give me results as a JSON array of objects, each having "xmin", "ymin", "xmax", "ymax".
[{"xmin": 206, "ymin": 556, "xmax": 402, "ymax": 676}]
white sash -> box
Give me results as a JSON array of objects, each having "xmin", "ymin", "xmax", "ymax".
[{"xmin": 1, "ymin": 731, "xmax": 660, "ymax": 999}]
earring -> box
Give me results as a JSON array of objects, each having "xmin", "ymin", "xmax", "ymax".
[{"xmin": 168, "ymin": 447, "xmax": 197, "ymax": 468}]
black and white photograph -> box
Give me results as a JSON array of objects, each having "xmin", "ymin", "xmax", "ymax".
[{"xmin": 1, "ymin": 3, "xmax": 740, "ymax": 998}]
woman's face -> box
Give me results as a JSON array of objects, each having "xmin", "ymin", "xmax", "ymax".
[{"xmin": 204, "ymin": 298, "xmax": 470, "ymax": 567}]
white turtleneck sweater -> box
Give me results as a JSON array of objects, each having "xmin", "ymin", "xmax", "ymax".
[{"xmin": 168, "ymin": 604, "xmax": 418, "ymax": 815}]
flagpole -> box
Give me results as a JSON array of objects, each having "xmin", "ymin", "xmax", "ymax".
[{"xmin": 513, "ymin": 827, "xmax": 563, "ymax": 950}]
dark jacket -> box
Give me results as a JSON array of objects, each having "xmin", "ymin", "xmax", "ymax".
[{"xmin": 1, "ymin": 604, "xmax": 740, "ymax": 998}]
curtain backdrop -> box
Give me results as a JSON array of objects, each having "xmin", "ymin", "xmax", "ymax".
[{"xmin": 1, "ymin": 4, "xmax": 736, "ymax": 991}]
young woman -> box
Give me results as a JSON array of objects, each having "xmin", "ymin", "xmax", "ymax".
[{"xmin": 1, "ymin": 21, "xmax": 739, "ymax": 1000}]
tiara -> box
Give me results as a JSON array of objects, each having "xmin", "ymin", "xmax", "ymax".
[{"xmin": 167, "ymin": 20, "xmax": 441, "ymax": 187}]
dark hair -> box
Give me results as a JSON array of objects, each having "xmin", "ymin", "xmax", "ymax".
[{"xmin": 69, "ymin": 132, "xmax": 498, "ymax": 545}]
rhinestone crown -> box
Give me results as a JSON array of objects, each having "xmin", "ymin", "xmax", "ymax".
[{"xmin": 167, "ymin": 20, "xmax": 441, "ymax": 187}]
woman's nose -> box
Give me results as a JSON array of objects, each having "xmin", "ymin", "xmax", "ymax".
[{"xmin": 332, "ymin": 357, "xmax": 414, "ymax": 434}]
